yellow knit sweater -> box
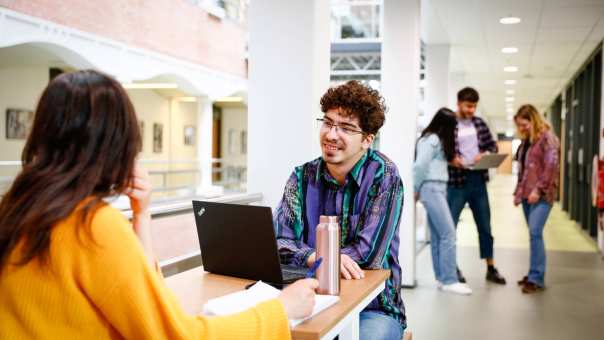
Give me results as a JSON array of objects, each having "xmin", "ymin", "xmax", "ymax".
[{"xmin": 0, "ymin": 204, "xmax": 291, "ymax": 339}]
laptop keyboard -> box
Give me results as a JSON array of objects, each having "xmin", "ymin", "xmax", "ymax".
[{"xmin": 281, "ymin": 265, "xmax": 308, "ymax": 281}]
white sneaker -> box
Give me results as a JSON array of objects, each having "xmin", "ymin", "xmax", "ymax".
[{"xmin": 441, "ymin": 282, "xmax": 473, "ymax": 295}]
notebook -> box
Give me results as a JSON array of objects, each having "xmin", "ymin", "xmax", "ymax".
[{"xmin": 202, "ymin": 281, "xmax": 340, "ymax": 327}]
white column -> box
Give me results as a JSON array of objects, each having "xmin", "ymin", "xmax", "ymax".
[
  {"xmin": 424, "ymin": 44, "xmax": 451, "ymax": 121},
  {"xmin": 448, "ymin": 71, "xmax": 467, "ymax": 109},
  {"xmin": 248, "ymin": 0, "xmax": 330, "ymax": 208},
  {"xmin": 381, "ymin": 0, "xmax": 420, "ymax": 287},
  {"xmin": 196, "ymin": 97, "xmax": 215, "ymax": 195}
]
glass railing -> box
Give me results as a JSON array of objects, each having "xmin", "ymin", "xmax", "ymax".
[{"xmin": 0, "ymin": 159, "xmax": 247, "ymax": 203}]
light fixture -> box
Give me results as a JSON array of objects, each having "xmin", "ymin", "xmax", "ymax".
[
  {"xmin": 505, "ymin": 97, "xmax": 515, "ymax": 102},
  {"xmin": 504, "ymin": 66, "xmax": 518, "ymax": 73},
  {"xmin": 177, "ymin": 97, "xmax": 198, "ymax": 102},
  {"xmin": 504, "ymin": 80, "xmax": 517, "ymax": 85},
  {"xmin": 501, "ymin": 47, "xmax": 519, "ymax": 54},
  {"xmin": 122, "ymin": 82, "xmax": 178, "ymax": 89},
  {"xmin": 500, "ymin": 16, "xmax": 521, "ymax": 25},
  {"xmin": 215, "ymin": 96, "xmax": 244, "ymax": 103},
  {"xmin": 506, "ymin": 89, "xmax": 515, "ymax": 95}
]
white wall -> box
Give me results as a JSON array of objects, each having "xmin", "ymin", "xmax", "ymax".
[
  {"xmin": 0, "ymin": 67, "xmax": 201, "ymax": 190},
  {"xmin": 0, "ymin": 67, "xmax": 47, "ymax": 162}
]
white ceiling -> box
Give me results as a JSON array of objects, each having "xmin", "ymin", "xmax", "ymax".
[{"xmin": 422, "ymin": 0, "xmax": 604, "ymax": 133}]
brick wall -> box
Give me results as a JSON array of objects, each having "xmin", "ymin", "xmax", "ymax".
[{"xmin": 0, "ymin": 0, "xmax": 247, "ymax": 77}]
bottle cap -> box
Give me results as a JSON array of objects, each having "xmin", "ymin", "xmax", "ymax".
[{"xmin": 319, "ymin": 215, "xmax": 338, "ymax": 224}]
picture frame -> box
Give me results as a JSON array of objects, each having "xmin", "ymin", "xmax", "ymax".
[
  {"xmin": 153, "ymin": 123, "xmax": 163, "ymax": 153},
  {"xmin": 184, "ymin": 125, "xmax": 195, "ymax": 145},
  {"xmin": 5, "ymin": 108, "xmax": 34, "ymax": 140}
]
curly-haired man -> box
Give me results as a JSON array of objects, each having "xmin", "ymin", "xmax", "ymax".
[{"xmin": 274, "ymin": 80, "xmax": 407, "ymax": 339}]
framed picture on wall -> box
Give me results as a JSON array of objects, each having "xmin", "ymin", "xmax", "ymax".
[
  {"xmin": 240, "ymin": 130, "xmax": 247, "ymax": 155},
  {"xmin": 184, "ymin": 125, "xmax": 195, "ymax": 145},
  {"xmin": 138, "ymin": 120, "xmax": 145, "ymax": 151},
  {"xmin": 153, "ymin": 123, "xmax": 163, "ymax": 153},
  {"xmin": 5, "ymin": 108, "xmax": 34, "ymax": 140}
]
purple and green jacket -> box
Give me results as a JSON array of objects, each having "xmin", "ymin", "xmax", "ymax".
[{"xmin": 274, "ymin": 149, "xmax": 406, "ymax": 326}]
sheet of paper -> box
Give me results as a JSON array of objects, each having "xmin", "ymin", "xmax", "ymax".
[{"xmin": 202, "ymin": 281, "xmax": 340, "ymax": 327}]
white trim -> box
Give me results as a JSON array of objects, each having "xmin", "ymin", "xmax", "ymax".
[{"xmin": 0, "ymin": 8, "xmax": 246, "ymax": 99}]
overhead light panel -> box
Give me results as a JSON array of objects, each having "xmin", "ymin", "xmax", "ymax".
[
  {"xmin": 501, "ymin": 47, "xmax": 519, "ymax": 54},
  {"xmin": 505, "ymin": 97, "xmax": 515, "ymax": 102},
  {"xmin": 122, "ymin": 82, "xmax": 178, "ymax": 89},
  {"xmin": 500, "ymin": 16, "xmax": 521, "ymax": 25},
  {"xmin": 215, "ymin": 96, "xmax": 244, "ymax": 103},
  {"xmin": 504, "ymin": 80, "xmax": 517, "ymax": 85},
  {"xmin": 506, "ymin": 89, "xmax": 515, "ymax": 95},
  {"xmin": 504, "ymin": 66, "xmax": 518, "ymax": 73}
]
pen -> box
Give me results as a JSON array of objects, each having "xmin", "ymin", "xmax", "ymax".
[{"xmin": 306, "ymin": 257, "xmax": 323, "ymax": 278}]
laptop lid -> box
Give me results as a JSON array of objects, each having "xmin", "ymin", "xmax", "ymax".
[
  {"xmin": 467, "ymin": 153, "xmax": 508, "ymax": 170},
  {"xmin": 192, "ymin": 200, "xmax": 286, "ymax": 283}
]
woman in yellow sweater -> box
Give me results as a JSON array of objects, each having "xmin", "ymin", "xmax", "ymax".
[{"xmin": 0, "ymin": 70, "xmax": 318, "ymax": 339}]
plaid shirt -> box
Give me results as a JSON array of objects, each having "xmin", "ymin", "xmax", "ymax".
[{"xmin": 448, "ymin": 116, "xmax": 498, "ymax": 187}]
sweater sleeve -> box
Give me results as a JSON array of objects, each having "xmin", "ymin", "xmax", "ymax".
[
  {"xmin": 413, "ymin": 136, "xmax": 437, "ymax": 193},
  {"xmin": 78, "ymin": 206, "xmax": 291, "ymax": 340}
]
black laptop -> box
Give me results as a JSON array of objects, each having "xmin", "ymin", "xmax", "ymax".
[{"xmin": 192, "ymin": 200, "xmax": 307, "ymax": 285}]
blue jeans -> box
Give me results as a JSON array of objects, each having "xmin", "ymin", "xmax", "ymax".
[
  {"xmin": 521, "ymin": 199, "xmax": 552, "ymax": 287},
  {"xmin": 420, "ymin": 181, "xmax": 458, "ymax": 284},
  {"xmin": 360, "ymin": 311, "xmax": 404, "ymax": 340},
  {"xmin": 447, "ymin": 171, "xmax": 494, "ymax": 259}
]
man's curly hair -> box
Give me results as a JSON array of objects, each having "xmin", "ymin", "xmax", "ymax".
[{"xmin": 320, "ymin": 80, "xmax": 386, "ymax": 135}]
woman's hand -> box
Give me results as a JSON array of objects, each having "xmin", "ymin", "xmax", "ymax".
[
  {"xmin": 126, "ymin": 164, "xmax": 155, "ymax": 264},
  {"xmin": 278, "ymin": 279, "xmax": 319, "ymax": 319},
  {"xmin": 527, "ymin": 190, "xmax": 540, "ymax": 204},
  {"xmin": 126, "ymin": 164, "xmax": 152, "ymax": 220}
]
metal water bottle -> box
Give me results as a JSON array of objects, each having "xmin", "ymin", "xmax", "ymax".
[{"xmin": 315, "ymin": 215, "xmax": 340, "ymax": 295}]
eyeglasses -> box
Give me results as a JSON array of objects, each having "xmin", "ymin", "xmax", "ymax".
[{"xmin": 316, "ymin": 118, "xmax": 365, "ymax": 136}]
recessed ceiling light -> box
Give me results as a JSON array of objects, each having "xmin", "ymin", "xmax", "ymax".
[
  {"xmin": 506, "ymin": 89, "xmax": 515, "ymax": 95},
  {"xmin": 505, "ymin": 80, "xmax": 517, "ymax": 85},
  {"xmin": 501, "ymin": 47, "xmax": 519, "ymax": 54},
  {"xmin": 500, "ymin": 16, "xmax": 521, "ymax": 25},
  {"xmin": 505, "ymin": 97, "xmax": 515, "ymax": 102},
  {"xmin": 504, "ymin": 66, "xmax": 519, "ymax": 72}
]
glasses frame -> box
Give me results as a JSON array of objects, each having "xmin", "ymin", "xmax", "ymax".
[{"xmin": 316, "ymin": 118, "xmax": 366, "ymax": 136}]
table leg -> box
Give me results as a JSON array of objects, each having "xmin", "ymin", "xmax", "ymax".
[{"xmin": 338, "ymin": 312, "xmax": 360, "ymax": 340}]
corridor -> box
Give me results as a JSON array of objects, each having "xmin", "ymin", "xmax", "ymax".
[{"xmin": 404, "ymin": 174, "xmax": 604, "ymax": 340}]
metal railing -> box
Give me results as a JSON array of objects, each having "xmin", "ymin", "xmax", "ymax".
[{"xmin": 130, "ymin": 192, "xmax": 264, "ymax": 277}]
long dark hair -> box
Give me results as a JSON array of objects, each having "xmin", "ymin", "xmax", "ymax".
[
  {"xmin": 0, "ymin": 70, "xmax": 141, "ymax": 272},
  {"xmin": 420, "ymin": 107, "xmax": 457, "ymax": 161}
]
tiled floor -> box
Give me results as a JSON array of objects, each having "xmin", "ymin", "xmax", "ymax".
[
  {"xmin": 404, "ymin": 174, "xmax": 604, "ymax": 340},
  {"xmin": 456, "ymin": 174, "xmax": 597, "ymax": 252}
]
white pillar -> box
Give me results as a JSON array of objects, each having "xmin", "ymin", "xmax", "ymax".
[
  {"xmin": 448, "ymin": 71, "xmax": 467, "ymax": 109},
  {"xmin": 248, "ymin": 0, "xmax": 330, "ymax": 208},
  {"xmin": 382, "ymin": 0, "xmax": 420, "ymax": 287},
  {"xmin": 425, "ymin": 44, "xmax": 451, "ymax": 121},
  {"xmin": 196, "ymin": 97, "xmax": 214, "ymax": 195}
]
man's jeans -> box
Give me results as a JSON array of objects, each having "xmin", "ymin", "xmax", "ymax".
[
  {"xmin": 360, "ymin": 311, "xmax": 404, "ymax": 340},
  {"xmin": 420, "ymin": 181, "xmax": 458, "ymax": 284},
  {"xmin": 521, "ymin": 199, "xmax": 552, "ymax": 287},
  {"xmin": 447, "ymin": 171, "xmax": 494, "ymax": 259}
]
